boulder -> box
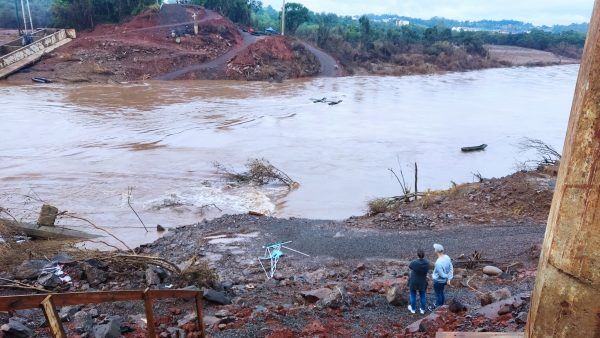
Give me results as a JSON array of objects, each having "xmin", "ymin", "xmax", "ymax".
[
  {"xmin": 448, "ymin": 299, "xmax": 467, "ymax": 313},
  {"xmin": 479, "ymin": 287, "xmax": 512, "ymax": 306},
  {"xmin": 515, "ymin": 311, "xmax": 528, "ymax": 324},
  {"xmin": 214, "ymin": 309, "xmax": 231, "ymax": 318},
  {"xmin": 203, "ymin": 316, "xmax": 221, "ymax": 326},
  {"xmin": 93, "ymin": 316, "xmax": 121, "ymax": 338},
  {"xmin": 38, "ymin": 272, "xmax": 61, "ymax": 289},
  {"xmin": 299, "ymin": 288, "xmax": 331, "ymax": 303},
  {"xmin": 386, "ymin": 284, "xmax": 408, "ymax": 306},
  {"xmin": 405, "ymin": 306, "xmax": 452, "ymax": 334},
  {"xmin": 59, "ymin": 305, "xmax": 81, "ymax": 321},
  {"xmin": 73, "ymin": 310, "xmax": 94, "ymax": 332},
  {"xmin": 203, "ymin": 289, "xmax": 231, "ymax": 305},
  {"xmin": 318, "ymin": 284, "xmax": 349, "ymax": 309},
  {"xmin": 475, "ymin": 293, "xmax": 530, "ymax": 320},
  {"xmin": 166, "ymin": 327, "xmax": 186, "ymax": 338},
  {"xmin": 482, "ymin": 266, "xmax": 503, "ymax": 276},
  {"xmin": 145, "ymin": 268, "xmax": 161, "ymax": 286},
  {"xmin": 177, "ymin": 313, "xmax": 198, "ymax": 327},
  {"xmin": 83, "ymin": 263, "xmax": 108, "ymax": 286},
  {"xmin": 497, "ymin": 303, "xmax": 513, "ymax": 316},
  {"xmin": 0, "ymin": 318, "xmax": 33, "ymax": 338}
]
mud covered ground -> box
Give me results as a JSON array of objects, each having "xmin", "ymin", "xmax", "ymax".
[
  {"xmin": 0, "ymin": 170, "xmax": 550, "ymax": 337},
  {"xmin": 3, "ymin": 6, "xmax": 321, "ymax": 83}
]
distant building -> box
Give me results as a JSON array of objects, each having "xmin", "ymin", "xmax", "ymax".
[
  {"xmin": 451, "ymin": 26, "xmax": 484, "ymax": 32},
  {"xmin": 395, "ymin": 20, "xmax": 410, "ymax": 27}
]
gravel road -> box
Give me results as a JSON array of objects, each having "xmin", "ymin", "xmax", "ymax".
[{"xmin": 258, "ymin": 217, "xmax": 545, "ymax": 261}]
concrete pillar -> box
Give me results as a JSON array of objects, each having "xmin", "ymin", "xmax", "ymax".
[{"xmin": 526, "ymin": 0, "xmax": 600, "ymax": 336}]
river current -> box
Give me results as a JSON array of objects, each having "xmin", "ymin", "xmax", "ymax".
[{"xmin": 0, "ymin": 65, "xmax": 578, "ymax": 247}]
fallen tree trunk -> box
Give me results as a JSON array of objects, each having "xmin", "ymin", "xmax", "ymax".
[{"xmin": 0, "ymin": 218, "xmax": 100, "ymax": 240}]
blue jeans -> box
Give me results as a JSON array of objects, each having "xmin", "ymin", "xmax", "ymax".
[
  {"xmin": 433, "ymin": 281, "xmax": 446, "ymax": 307},
  {"xmin": 410, "ymin": 288, "xmax": 427, "ymax": 311}
]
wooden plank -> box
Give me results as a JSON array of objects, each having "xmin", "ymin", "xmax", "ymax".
[
  {"xmin": 143, "ymin": 288, "xmax": 156, "ymax": 338},
  {"xmin": 146, "ymin": 289, "xmax": 200, "ymax": 299},
  {"xmin": 0, "ymin": 291, "xmax": 144, "ymax": 311},
  {"xmin": 0, "ymin": 289, "xmax": 204, "ymax": 311},
  {"xmin": 195, "ymin": 294, "xmax": 206, "ymax": 338},
  {"xmin": 436, "ymin": 333, "xmax": 524, "ymax": 338},
  {"xmin": 40, "ymin": 295, "xmax": 66, "ymax": 338}
]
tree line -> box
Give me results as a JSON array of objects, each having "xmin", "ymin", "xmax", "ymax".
[{"xmin": 0, "ymin": 0, "xmax": 586, "ymax": 61}]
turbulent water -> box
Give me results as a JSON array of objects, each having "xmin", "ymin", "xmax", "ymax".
[{"xmin": 0, "ymin": 65, "xmax": 578, "ymax": 247}]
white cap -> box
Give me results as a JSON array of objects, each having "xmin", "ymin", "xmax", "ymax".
[{"xmin": 433, "ymin": 243, "xmax": 444, "ymax": 252}]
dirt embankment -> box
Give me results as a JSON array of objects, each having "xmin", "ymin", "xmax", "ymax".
[
  {"xmin": 0, "ymin": 169, "xmax": 551, "ymax": 336},
  {"xmin": 486, "ymin": 45, "xmax": 580, "ymax": 66},
  {"xmin": 4, "ymin": 6, "xmax": 322, "ymax": 83},
  {"xmin": 353, "ymin": 169, "xmax": 555, "ymax": 230},
  {"xmin": 225, "ymin": 36, "xmax": 320, "ymax": 81}
]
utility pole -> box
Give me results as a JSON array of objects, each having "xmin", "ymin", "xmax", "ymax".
[
  {"xmin": 25, "ymin": 0, "xmax": 33, "ymax": 34},
  {"xmin": 19, "ymin": 0, "xmax": 27, "ymax": 34},
  {"xmin": 13, "ymin": 0, "xmax": 22, "ymax": 35},
  {"xmin": 281, "ymin": 0, "xmax": 285, "ymax": 36},
  {"xmin": 525, "ymin": 0, "xmax": 600, "ymax": 336}
]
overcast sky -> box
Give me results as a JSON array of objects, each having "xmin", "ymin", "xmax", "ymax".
[{"xmin": 262, "ymin": 0, "xmax": 594, "ymax": 25}]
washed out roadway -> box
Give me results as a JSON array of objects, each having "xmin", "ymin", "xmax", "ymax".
[{"xmin": 254, "ymin": 218, "xmax": 545, "ymax": 261}]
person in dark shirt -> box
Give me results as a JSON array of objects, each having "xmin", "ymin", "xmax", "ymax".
[{"xmin": 408, "ymin": 249, "xmax": 430, "ymax": 314}]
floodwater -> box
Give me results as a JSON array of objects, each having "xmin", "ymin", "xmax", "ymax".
[{"xmin": 0, "ymin": 65, "xmax": 578, "ymax": 247}]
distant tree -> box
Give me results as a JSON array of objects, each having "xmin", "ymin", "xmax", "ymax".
[{"xmin": 282, "ymin": 2, "xmax": 309, "ymax": 34}]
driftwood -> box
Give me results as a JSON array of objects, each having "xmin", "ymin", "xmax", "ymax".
[
  {"xmin": 0, "ymin": 277, "xmax": 51, "ymax": 293},
  {"xmin": 0, "ymin": 218, "xmax": 100, "ymax": 241},
  {"xmin": 113, "ymin": 254, "xmax": 181, "ymax": 274}
]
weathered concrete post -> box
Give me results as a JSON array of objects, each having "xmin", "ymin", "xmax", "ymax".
[{"xmin": 526, "ymin": 0, "xmax": 600, "ymax": 336}]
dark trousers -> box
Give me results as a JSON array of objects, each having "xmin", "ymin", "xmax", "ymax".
[
  {"xmin": 433, "ymin": 281, "xmax": 446, "ymax": 307},
  {"xmin": 409, "ymin": 287, "xmax": 427, "ymax": 311}
]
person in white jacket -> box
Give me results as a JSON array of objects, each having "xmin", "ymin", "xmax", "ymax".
[{"xmin": 432, "ymin": 243, "xmax": 453, "ymax": 307}]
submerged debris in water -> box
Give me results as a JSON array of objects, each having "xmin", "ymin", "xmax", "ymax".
[{"xmin": 213, "ymin": 158, "xmax": 298, "ymax": 188}]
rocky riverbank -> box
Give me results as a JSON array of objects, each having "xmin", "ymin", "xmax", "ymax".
[{"xmin": 0, "ymin": 168, "xmax": 553, "ymax": 337}]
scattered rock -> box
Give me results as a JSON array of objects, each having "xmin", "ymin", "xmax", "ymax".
[
  {"xmin": 93, "ymin": 316, "xmax": 122, "ymax": 338},
  {"xmin": 59, "ymin": 305, "xmax": 81, "ymax": 321},
  {"xmin": 448, "ymin": 299, "xmax": 467, "ymax": 313},
  {"xmin": 166, "ymin": 326, "xmax": 186, "ymax": 337},
  {"xmin": 145, "ymin": 267, "xmax": 161, "ymax": 286},
  {"xmin": 203, "ymin": 315, "xmax": 219, "ymax": 326},
  {"xmin": 203, "ymin": 289, "xmax": 231, "ymax": 305},
  {"xmin": 386, "ymin": 284, "xmax": 408, "ymax": 306},
  {"xmin": 479, "ymin": 287, "xmax": 512, "ymax": 306},
  {"xmin": 299, "ymin": 288, "xmax": 331, "ymax": 303},
  {"xmin": 475, "ymin": 293, "xmax": 530, "ymax": 320},
  {"xmin": 482, "ymin": 265, "xmax": 503, "ymax": 276},
  {"xmin": 0, "ymin": 318, "xmax": 33, "ymax": 338},
  {"xmin": 318, "ymin": 284, "xmax": 349, "ymax": 309},
  {"xmin": 497, "ymin": 303, "xmax": 513, "ymax": 316},
  {"xmin": 83, "ymin": 262, "xmax": 108, "ymax": 286},
  {"xmin": 515, "ymin": 311, "xmax": 528, "ymax": 324},
  {"xmin": 73, "ymin": 310, "xmax": 94, "ymax": 332},
  {"xmin": 177, "ymin": 313, "xmax": 198, "ymax": 327},
  {"xmin": 37, "ymin": 272, "xmax": 61, "ymax": 289},
  {"xmin": 214, "ymin": 309, "xmax": 231, "ymax": 318}
]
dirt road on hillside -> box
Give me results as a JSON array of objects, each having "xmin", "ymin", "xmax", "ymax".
[
  {"xmin": 299, "ymin": 41, "xmax": 342, "ymax": 77},
  {"xmin": 156, "ymin": 31, "xmax": 262, "ymax": 80}
]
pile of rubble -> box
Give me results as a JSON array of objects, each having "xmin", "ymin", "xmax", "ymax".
[{"xmin": 351, "ymin": 169, "xmax": 556, "ymax": 230}]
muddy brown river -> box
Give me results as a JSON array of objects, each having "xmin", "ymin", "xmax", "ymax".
[{"xmin": 0, "ymin": 65, "xmax": 578, "ymax": 247}]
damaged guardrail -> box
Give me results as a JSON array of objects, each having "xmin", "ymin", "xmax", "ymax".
[{"xmin": 0, "ymin": 29, "xmax": 76, "ymax": 79}]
